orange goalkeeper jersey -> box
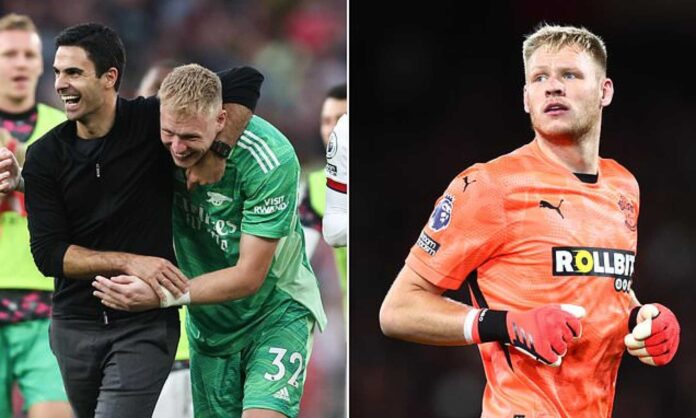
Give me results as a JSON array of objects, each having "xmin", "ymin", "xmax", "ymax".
[{"xmin": 406, "ymin": 139, "xmax": 639, "ymax": 418}]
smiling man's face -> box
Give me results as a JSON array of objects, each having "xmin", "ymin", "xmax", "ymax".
[{"xmin": 53, "ymin": 45, "xmax": 110, "ymax": 122}]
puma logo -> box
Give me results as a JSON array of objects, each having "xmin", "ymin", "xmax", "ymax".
[
  {"xmin": 462, "ymin": 176, "xmax": 476, "ymax": 192},
  {"xmin": 540, "ymin": 199, "xmax": 564, "ymax": 219}
]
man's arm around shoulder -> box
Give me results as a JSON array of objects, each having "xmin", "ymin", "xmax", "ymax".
[{"xmin": 186, "ymin": 66, "xmax": 264, "ymax": 189}]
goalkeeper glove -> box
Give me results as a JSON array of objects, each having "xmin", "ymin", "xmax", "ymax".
[
  {"xmin": 624, "ymin": 303, "xmax": 680, "ymax": 366},
  {"xmin": 463, "ymin": 304, "xmax": 585, "ymax": 367}
]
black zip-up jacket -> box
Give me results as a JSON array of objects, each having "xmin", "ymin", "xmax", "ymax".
[{"xmin": 22, "ymin": 66, "xmax": 264, "ymax": 321}]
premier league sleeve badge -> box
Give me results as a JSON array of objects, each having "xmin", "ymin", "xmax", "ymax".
[{"xmin": 428, "ymin": 194, "xmax": 454, "ymax": 232}]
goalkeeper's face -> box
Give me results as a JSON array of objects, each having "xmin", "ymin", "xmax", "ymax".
[
  {"xmin": 523, "ymin": 45, "xmax": 613, "ymax": 143},
  {"xmin": 159, "ymin": 105, "xmax": 226, "ymax": 168}
]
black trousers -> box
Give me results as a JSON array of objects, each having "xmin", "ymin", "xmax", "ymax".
[{"xmin": 49, "ymin": 309, "xmax": 180, "ymax": 418}]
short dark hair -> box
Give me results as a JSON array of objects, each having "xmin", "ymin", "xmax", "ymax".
[
  {"xmin": 56, "ymin": 23, "xmax": 126, "ymax": 91},
  {"xmin": 326, "ymin": 83, "xmax": 346, "ymax": 100}
]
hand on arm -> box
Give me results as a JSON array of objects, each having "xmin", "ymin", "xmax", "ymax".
[
  {"xmin": 64, "ymin": 246, "xmax": 189, "ymax": 301},
  {"xmin": 92, "ymin": 233, "xmax": 278, "ymax": 310},
  {"xmin": 380, "ymin": 265, "xmax": 585, "ymax": 366},
  {"xmin": 92, "ymin": 275, "xmax": 160, "ymax": 312}
]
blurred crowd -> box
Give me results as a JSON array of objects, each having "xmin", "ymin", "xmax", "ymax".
[{"xmin": 0, "ymin": 1, "xmax": 346, "ymax": 417}]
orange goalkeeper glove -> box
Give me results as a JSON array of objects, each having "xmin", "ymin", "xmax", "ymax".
[
  {"xmin": 463, "ymin": 304, "xmax": 585, "ymax": 367},
  {"xmin": 624, "ymin": 303, "xmax": 680, "ymax": 366}
]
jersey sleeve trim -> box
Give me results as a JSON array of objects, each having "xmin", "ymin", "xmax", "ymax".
[
  {"xmin": 240, "ymin": 225, "xmax": 289, "ymax": 240},
  {"xmin": 405, "ymin": 252, "xmax": 463, "ymax": 290},
  {"xmin": 327, "ymin": 177, "xmax": 347, "ymax": 193}
]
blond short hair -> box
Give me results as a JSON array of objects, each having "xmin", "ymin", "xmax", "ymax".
[
  {"xmin": 523, "ymin": 24, "xmax": 607, "ymax": 76},
  {"xmin": 0, "ymin": 13, "xmax": 37, "ymax": 33},
  {"xmin": 158, "ymin": 63, "xmax": 222, "ymax": 118}
]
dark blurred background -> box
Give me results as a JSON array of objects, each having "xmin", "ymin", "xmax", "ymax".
[
  {"xmin": 0, "ymin": 1, "xmax": 346, "ymax": 417},
  {"xmin": 351, "ymin": 1, "xmax": 695, "ymax": 417}
]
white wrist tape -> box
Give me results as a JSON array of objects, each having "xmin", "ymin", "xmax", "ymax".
[
  {"xmin": 463, "ymin": 308, "xmax": 481, "ymax": 345},
  {"xmin": 160, "ymin": 286, "xmax": 191, "ymax": 308}
]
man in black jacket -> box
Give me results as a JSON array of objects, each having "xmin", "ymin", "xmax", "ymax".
[{"xmin": 0, "ymin": 23, "xmax": 263, "ymax": 418}]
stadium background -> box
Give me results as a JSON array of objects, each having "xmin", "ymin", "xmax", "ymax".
[
  {"xmin": 0, "ymin": 0, "xmax": 346, "ymax": 417},
  {"xmin": 351, "ymin": 1, "xmax": 695, "ymax": 417}
]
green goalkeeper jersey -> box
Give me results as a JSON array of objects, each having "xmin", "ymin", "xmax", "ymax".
[{"xmin": 172, "ymin": 115, "xmax": 328, "ymax": 356}]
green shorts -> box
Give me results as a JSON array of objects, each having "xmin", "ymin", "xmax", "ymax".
[
  {"xmin": 190, "ymin": 307, "xmax": 315, "ymax": 418},
  {"xmin": 0, "ymin": 319, "xmax": 68, "ymax": 416}
]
